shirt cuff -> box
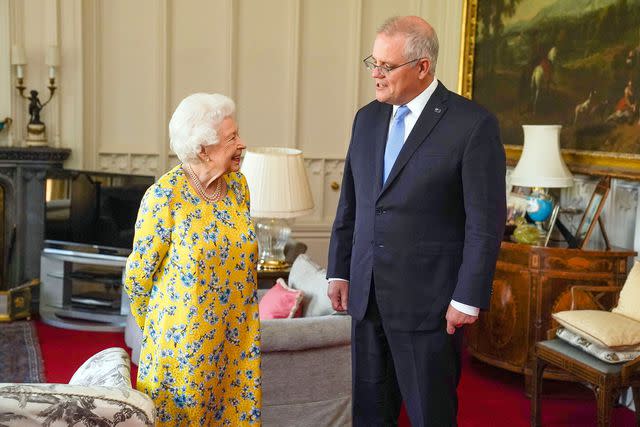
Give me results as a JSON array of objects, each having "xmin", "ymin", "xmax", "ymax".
[
  {"xmin": 328, "ymin": 278, "xmax": 349, "ymax": 284},
  {"xmin": 450, "ymin": 300, "xmax": 479, "ymax": 317}
]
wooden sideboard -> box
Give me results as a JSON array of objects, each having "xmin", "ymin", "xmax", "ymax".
[{"xmin": 466, "ymin": 241, "xmax": 636, "ymax": 382}]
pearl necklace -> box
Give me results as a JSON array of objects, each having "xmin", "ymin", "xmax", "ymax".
[{"xmin": 184, "ymin": 163, "xmax": 225, "ymax": 202}]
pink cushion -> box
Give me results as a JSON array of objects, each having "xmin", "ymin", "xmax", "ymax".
[{"xmin": 259, "ymin": 278, "xmax": 303, "ymax": 320}]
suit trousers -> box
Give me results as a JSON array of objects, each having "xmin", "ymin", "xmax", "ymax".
[{"xmin": 351, "ymin": 284, "xmax": 463, "ymax": 427}]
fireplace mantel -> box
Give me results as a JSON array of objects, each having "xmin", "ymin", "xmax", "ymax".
[
  {"xmin": 0, "ymin": 147, "xmax": 71, "ymax": 290},
  {"xmin": 0, "ymin": 147, "xmax": 71, "ymax": 163}
]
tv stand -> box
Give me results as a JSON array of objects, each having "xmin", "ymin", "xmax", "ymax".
[{"xmin": 39, "ymin": 245, "xmax": 130, "ymax": 332}]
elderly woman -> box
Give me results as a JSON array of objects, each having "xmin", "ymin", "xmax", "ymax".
[{"xmin": 124, "ymin": 93, "xmax": 260, "ymax": 426}]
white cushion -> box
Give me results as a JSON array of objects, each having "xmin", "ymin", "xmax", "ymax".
[{"xmin": 288, "ymin": 254, "xmax": 335, "ymax": 317}]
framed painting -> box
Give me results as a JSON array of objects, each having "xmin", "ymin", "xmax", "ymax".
[
  {"xmin": 459, "ymin": 0, "xmax": 640, "ymax": 179},
  {"xmin": 574, "ymin": 176, "xmax": 611, "ymax": 248}
]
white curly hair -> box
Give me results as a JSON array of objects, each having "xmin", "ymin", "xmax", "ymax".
[{"xmin": 169, "ymin": 93, "xmax": 236, "ymax": 164}]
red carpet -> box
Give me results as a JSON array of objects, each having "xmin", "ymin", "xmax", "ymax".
[{"xmin": 36, "ymin": 320, "xmax": 635, "ymax": 426}]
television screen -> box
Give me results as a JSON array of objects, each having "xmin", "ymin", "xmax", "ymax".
[{"xmin": 44, "ymin": 170, "xmax": 155, "ymax": 252}]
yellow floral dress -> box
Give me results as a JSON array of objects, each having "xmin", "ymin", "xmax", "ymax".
[{"xmin": 124, "ymin": 165, "xmax": 261, "ymax": 426}]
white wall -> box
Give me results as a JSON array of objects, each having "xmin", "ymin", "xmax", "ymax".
[{"xmin": 2, "ymin": 0, "xmax": 466, "ymax": 266}]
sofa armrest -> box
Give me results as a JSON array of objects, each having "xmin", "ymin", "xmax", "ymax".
[
  {"xmin": 125, "ymin": 312, "xmax": 143, "ymax": 365},
  {"xmin": 261, "ymin": 315, "xmax": 351, "ymax": 352},
  {"xmin": 69, "ymin": 347, "xmax": 132, "ymax": 389},
  {"xmin": 0, "ymin": 383, "xmax": 154, "ymax": 426}
]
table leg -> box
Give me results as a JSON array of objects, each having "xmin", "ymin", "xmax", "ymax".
[{"xmin": 530, "ymin": 357, "xmax": 547, "ymax": 427}]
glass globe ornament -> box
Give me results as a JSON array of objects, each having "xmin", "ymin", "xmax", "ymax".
[{"xmin": 526, "ymin": 191, "xmax": 554, "ymax": 222}]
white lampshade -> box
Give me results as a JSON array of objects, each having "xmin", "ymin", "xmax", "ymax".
[
  {"xmin": 510, "ymin": 125, "xmax": 573, "ymax": 188},
  {"xmin": 240, "ymin": 147, "xmax": 314, "ymax": 218}
]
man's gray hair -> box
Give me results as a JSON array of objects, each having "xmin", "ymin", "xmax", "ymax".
[
  {"xmin": 378, "ymin": 16, "xmax": 439, "ymax": 75},
  {"xmin": 169, "ymin": 93, "xmax": 235, "ymax": 164}
]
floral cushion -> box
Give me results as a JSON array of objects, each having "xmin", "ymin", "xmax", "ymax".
[
  {"xmin": 69, "ymin": 347, "xmax": 132, "ymax": 388},
  {"xmin": 0, "ymin": 347, "xmax": 154, "ymax": 426},
  {"xmin": 556, "ymin": 327, "xmax": 640, "ymax": 364}
]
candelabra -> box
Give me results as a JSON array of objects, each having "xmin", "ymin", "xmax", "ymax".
[{"xmin": 11, "ymin": 45, "xmax": 59, "ymax": 147}]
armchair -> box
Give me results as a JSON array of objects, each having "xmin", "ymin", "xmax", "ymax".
[
  {"xmin": 531, "ymin": 267, "xmax": 640, "ymax": 426},
  {"xmin": 0, "ymin": 347, "xmax": 154, "ymax": 426}
]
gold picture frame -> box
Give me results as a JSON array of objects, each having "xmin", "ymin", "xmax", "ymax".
[
  {"xmin": 574, "ymin": 176, "xmax": 611, "ymax": 249},
  {"xmin": 458, "ymin": 0, "xmax": 640, "ymax": 180}
]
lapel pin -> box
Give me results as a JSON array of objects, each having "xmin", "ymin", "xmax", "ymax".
[{"xmin": 434, "ymin": 107, "xmax": 442, "ymax": 113}]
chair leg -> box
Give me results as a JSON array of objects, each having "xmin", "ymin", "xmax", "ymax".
[
  {"xmin": 594, "ymin": 385, "xmax": 613, "ymax": 427},
  {"xmin": 530, "ymin": 358, "xmax": 547, "ymax": 427},
  {"xmin": 632, "ymin": 387, "xmax": 640, "ymax": 425}
]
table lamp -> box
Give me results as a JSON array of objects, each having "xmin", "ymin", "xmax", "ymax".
[
  {"xmin": 510, "ymin": 125, "xmax": 574, "ymax": 244},
  {"xmin": 240, "ymin": 147, "xmax": 314, "ymax": 271},
  {"xmin": 510, "ymin": 125, "xmax": 573, "ymax": 189}
]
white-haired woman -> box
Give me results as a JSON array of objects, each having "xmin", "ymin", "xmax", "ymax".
[{"xmin": 124, "ymin": 93, "xmax": 261, "ymax": 426}]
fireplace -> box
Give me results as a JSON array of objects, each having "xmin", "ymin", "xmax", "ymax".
[{"xmin": 0, "ymin": 147, "xmax": 70, "ymax": 290}]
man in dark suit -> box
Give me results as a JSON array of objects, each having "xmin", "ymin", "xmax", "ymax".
[{"xmin": 327, "ymin": 16, "xmax": 506, "ymax": 426}]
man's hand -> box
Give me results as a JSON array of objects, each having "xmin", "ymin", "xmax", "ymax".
[
  {"xmin": 327, "ymin": 279, "xmax": 349, "ymax": 312},
  {"xmin": 445, "ymin": 304, "xmax": 477, "ymax": 335}
]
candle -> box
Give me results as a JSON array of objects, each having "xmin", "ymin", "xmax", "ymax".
[
  {"xmin": 16, "ymin": 65, "xmax": 24, "ymax": 79},
  {"xmin": 48, "ymin": 66, "xmax": 56, "ymax": 79},
  {"xmin": 11, "ymin": 45, "xmax": 26, "ymax": 65}
]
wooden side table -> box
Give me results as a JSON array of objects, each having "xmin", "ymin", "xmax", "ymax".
[
  {"xmin": 466, "ymin": 241, "xmax": 635, "ymax": 384},
  {"xmin": 257, "ymin": 268, "xmax": 290, "ymax": 289}
]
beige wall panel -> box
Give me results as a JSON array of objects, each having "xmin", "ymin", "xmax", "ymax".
[
  {"xmin": 59, "ymin": 0, "xmax": 83, "ymax": 168},
  {"xmin": 358, "ymin": 0, "xmax": 414, "ymax": 107},
  {"xmin": 297, "ymin": 0, "xmax": 352, "ymax": 159},
  {"xmin": 420, "ymin": 0, "xmax": 463, "ymax": 91},
  {"xmin": 170, "ymin": 0, "xmax": 231, "ymax": 112},
  {"xmin": 99, "ymin": 0, "xmax": 160, "ymax": 154},
  {"xmin": 0, "ymin": 0, "xmax": 11, "ymax": 147},
  {"xmin": 235, "ymin": 0, "xmax": 291, "ymax": 149},
  {"xmin": 20, "ymin": 0, "xmax": 47, "ymax": 143}
]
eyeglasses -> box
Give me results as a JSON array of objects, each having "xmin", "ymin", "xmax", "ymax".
[{"xmin": 363, "ymin": 55, "xmax": 424, "ymax": 76}]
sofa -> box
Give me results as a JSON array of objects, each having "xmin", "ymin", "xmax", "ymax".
[
  {"xmin": 0, "ymin": 347, "xmax": 155, "ymax": 426},
  {"xmin": 124, "ymin": 254, "xmax": 352, "ymax": 427}
]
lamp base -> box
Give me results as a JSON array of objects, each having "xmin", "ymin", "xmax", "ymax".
[
  {"xmin": 257, "ymin": 259, "xmax": 290, "ymax": 272},
  {"xmin": 255, "ymin": 217, "xmax": 291, "ymax": 272}
]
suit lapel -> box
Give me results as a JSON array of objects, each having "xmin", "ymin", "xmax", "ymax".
[
  {"xmin": 378, "ymin": 82, "xmax": 449, "ymax": 199},
  {"xmin": 374, "ymin": 103, "xmax": 393, "ymax": 195}
]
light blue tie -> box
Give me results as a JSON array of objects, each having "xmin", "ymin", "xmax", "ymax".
[{"xmin": 383, "ymin": 105, "xmax": 410, "ymax": 184}]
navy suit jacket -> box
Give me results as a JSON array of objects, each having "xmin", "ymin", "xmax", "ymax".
[{"xmin": 327, "ymin": 81, "xmax": 506, "ymax": 331}]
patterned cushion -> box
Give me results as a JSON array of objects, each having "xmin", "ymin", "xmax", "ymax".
[
  {"xmin": 613, "ymin": 260, "xmax": 640, "ymax": 322},
  {"xmin": 0, "ymin": 347, "xmax": 154, "ymax": 426},
  {"xmin": 556, "ymin": 327, "xmax": 640, "ymax": 364},
  {"xmin": 259, "ymin": 278, "xmax": 303, "ymax": 319},
  {"xmin": 552, "ymin": 310, "xmax": 640, "ymax": 350},
  {"xmin": 69, "ymin": 347, "xmax": 132, "ymax": 388}
]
